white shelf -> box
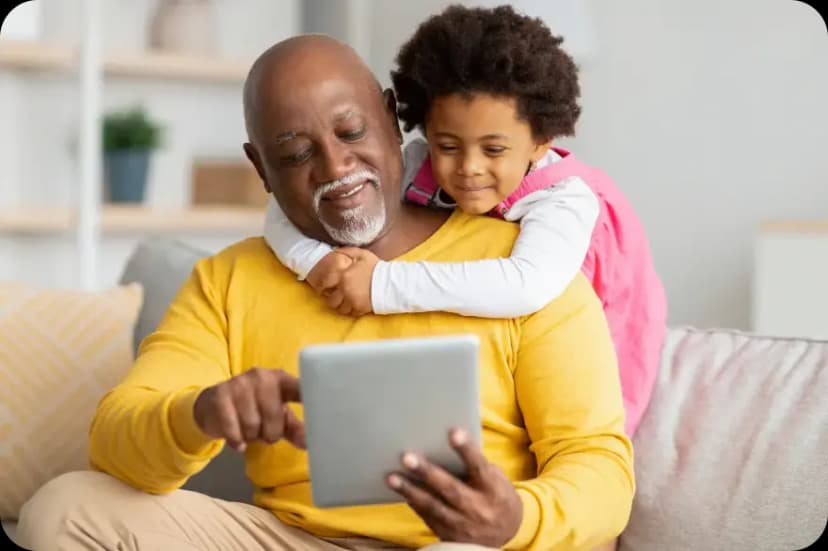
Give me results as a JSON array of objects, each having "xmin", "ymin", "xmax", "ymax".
[
  {"xmin": 0, "ymin": 205, "xmax": 265, "ymax": 235},
  {"xmin": 759, "ymin": 220, "xmax": 828, "ymax": 234},
  {"xmin": 104, "ymin": 50, "xmax": 249, "ymax": 83},
  {"xmin": 0, "ymin": 40, "xmax": 72, "ymax": 70},
  {"xmin": 0, "ymin": 40, "xmax": 249, "ymax": 83}
]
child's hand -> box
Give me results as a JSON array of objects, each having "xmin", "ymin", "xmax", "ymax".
[
  {"xmin": 305, "ymin": 251, "xmax": 353, "ymax": 295},
  {"xmin": 324, "ymin": 247, "xmax": 380, "ymax": 317}
]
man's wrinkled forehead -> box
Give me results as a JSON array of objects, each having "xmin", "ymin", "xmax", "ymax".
[{"xmin": 262, "ymin": 74, "xmax": 381, "ymax": 139}]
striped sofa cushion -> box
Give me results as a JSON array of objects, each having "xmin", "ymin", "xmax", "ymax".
[{"xmin": 0, "ymin": 282, "xmax": 143, "ymax": 519}]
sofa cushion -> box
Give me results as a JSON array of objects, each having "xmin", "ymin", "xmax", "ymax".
[
  {"xmin": 0, "ymin": 282, "xmax": 143, "ymax": 519},
  {"xmin": 120, "ymin": 237, "xmax": 210, "ymax": 353},
  {"xmin": 620, "ymin": 327, "xmax": 828, "ymax": 551},
  {"xmin": 119, "ymin": 238, "xmax": 253, "ymax": 504}
]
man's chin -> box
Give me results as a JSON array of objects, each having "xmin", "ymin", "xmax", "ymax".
[{"xmin": 320, "ymin": 215, "xmax": 386, "ymax": 247}]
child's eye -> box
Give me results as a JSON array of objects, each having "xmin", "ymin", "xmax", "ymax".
[
  {"xmin": 436, "ymin": 144, "xmax": 459, "ymax": 152},
  {"xmin": 484, "ymin": 147, "xmax": 506, "ymax": 155}
]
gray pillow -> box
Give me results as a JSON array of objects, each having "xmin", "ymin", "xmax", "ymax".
[
  {"xmin": 620, "ymin": 328, "xmax": 828, "ymax": 551},
  {"xmin": 119, "ymin": 237, "xmax": 209, "ymax": 354},
  {"xmin": 119, "ymin": 238, "xmax": 252, "ymax": 503}
]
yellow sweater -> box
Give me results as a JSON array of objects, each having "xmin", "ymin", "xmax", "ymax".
[{"xmin": 89, "ymin": 210, "xmax": 634, "ymax": 551}]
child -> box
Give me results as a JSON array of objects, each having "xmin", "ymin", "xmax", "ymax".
[{"xmin": 264, "ymin": 5, "xmax": 667, "ymax": 441}]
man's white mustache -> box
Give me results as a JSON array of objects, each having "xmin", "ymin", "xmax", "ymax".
[{"xmin": 313, "ymin": 170, "xmax": 380, "ymax": 204}]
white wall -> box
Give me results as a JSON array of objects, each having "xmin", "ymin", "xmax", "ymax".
[
  {"xmin": 0, "ymin": 74, "xmax": 23, "ymax": 206},
  {"xmin": 363, "ymin": 0, "xmax": 828, "ymax": 330},
  {"xmin": 302, "ymin": 0, "xmax": 353, "ymax": 44},
  {"xmin": 565, "ymin": 0, "xmax": 828, "ymax": 330}
]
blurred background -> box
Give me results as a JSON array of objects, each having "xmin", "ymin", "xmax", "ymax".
[{"xmin": 0, "ymin": 0, "xmax": 825, "ymax": 337}]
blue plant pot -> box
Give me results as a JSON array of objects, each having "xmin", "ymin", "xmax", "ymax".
[{"xmin": 105, "ymin": 149, "xmax": 150, "ymax": 203}]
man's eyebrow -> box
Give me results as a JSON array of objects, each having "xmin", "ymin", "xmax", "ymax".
[
  {"xmin": 334, "ymin": 108, "xmax": 357, "ymax": 122},
  {"xmin": 273, "ymin": 110, "xmax": 356, "ymax": 144},
  {"xmin": 274, "ymin": 131, "xmax": 298, "ymax": 145}
]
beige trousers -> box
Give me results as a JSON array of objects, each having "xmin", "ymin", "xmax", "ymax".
[{"xmin": 17, "ymin": 471, "xmax": 498, "ymax": 551}]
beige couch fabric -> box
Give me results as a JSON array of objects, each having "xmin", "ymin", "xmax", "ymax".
[{"xmin": 620, "ymin": 328, "xmax": 828, "ymax": 551}]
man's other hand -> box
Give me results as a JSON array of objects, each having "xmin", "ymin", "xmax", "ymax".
[
  {"xmin": 193, "ymin": 368, "xmax": 304, "ymax": 452},
  {"xmin": 387, "ymin": 428, "xmax": 523, "ymax": 547}
]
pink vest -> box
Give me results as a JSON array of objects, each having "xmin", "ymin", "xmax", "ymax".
[{"xmin": 405, "ymin": 149, "xmax": 668, "ymax": 436}]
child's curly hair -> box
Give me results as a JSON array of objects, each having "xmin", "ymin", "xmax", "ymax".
[{"xmin": 391, "ymin": 4, "xmax": 581, "ymax": 141}]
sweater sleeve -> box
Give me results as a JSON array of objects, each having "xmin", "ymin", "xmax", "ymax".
[
  {"xmin": 263, "ymin": 196, "xmax": 333, "ymax": 280},
  {"xmin": 88, "ymin": 257, "xmax": 233, "ymax": 494},
  {"xmin": 505, "ymin": 274, "xmax": 635, "ymax": 551},
  {"xmin": 371, "ymin": 178, "xmax": 598, "ymax": 317}
]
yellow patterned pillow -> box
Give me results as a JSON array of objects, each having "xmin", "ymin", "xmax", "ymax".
[{"xmin": 0, "ymin": 282, "xmax": 143, "ymax": 519}]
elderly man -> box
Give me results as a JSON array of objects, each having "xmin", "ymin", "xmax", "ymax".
[{"xmin": 17, "ymin": 36, "xmax": 633, "ymax": 551}]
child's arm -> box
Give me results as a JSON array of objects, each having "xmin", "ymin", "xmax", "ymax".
[
  {"xmin": 263, "ymin": 196, "xmax": 335, "ymax": 281},
  {"xmin": 371, "ymin": 177, "xmax": 599, "ymax": 317}
]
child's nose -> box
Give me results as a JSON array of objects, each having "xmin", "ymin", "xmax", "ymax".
[{"xmin": 457, "ymin": 152, "xmax": 485, "ymax": 176}]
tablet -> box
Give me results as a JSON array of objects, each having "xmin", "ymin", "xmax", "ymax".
[{"xmin": 299, "ymin": 334, "xmax": 481, "ymax": 508}]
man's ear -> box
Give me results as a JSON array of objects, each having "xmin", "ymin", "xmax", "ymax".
[
  {"xmin": 382, "ymin": 88, "xmax": 403, "ymax": 144},
  {"xmin": 243, "ymin": 142, "xmax": 271, "ymax": 193}
]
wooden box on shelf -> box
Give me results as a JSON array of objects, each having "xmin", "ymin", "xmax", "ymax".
[{"xmin": 190, "ymin": 158, "xmax": 267, "ymax": 207}]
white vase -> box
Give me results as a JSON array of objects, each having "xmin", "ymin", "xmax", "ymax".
[{"xmin": 149, "ymin": 0, "xmax": 217, "ymax": 56}]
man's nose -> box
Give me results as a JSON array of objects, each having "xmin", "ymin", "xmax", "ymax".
[{"xmin": 314, "ymin": 138, "xmax": 358, "ymax": 183}]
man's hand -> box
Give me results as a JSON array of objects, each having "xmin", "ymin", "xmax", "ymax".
[
  {"xmin": 324, "ymin": 247, "xmax": 380, "ymax": 317},
  {"xmin": 193, "ymin": 368, "xmax": 304, "ymax": 453},
  {"xmin": 387, "ymin": 428, "xmax": 523, "ymax": 547},
  {"xmin": 305, "ymin": 251, "xmax": 353, "ymax": 295}
]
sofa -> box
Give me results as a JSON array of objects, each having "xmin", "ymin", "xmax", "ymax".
[{"xmin": 2, "ymin": 237, "xmax": 826, "ymax": 550}]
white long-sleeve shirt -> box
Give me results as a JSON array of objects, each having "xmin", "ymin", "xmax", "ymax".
[{"xmin": 263, "ymin": 144, "xmax": 599, "ymax": 318}]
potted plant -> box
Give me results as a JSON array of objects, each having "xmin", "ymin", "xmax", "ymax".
[{"xmin": 102, "ymin": 107, "xmax": 163, "ymax": 203}]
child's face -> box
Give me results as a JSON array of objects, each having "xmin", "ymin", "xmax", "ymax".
[{"xmin": 424, "ymin": 93, "xmax": 550, "ymax": 214}]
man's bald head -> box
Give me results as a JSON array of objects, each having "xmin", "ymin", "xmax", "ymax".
[{"xmin": 243, "ymin": 34, "xmax": 381, "ymax": 144}]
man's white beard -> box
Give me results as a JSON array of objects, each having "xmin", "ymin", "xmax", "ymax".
[
  {"xmin": 320, "ymin": 203, "xmax": 386, "ymax": 246},
  {"xmin": 313, "ymin": 170, "xmax": 386, "ymax": 246}
]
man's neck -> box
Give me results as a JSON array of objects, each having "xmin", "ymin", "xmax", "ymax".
[{"xmin": 365, "ymin": 203, "xmax": 452, "ymax": 261}]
